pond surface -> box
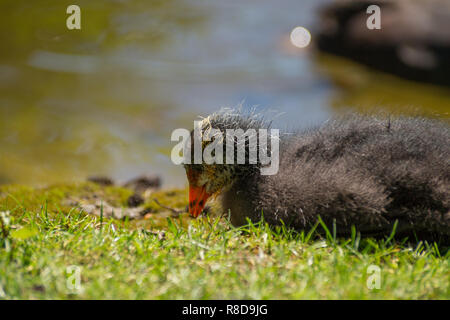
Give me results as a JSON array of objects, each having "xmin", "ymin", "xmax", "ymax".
[{"xmin": 1, "ymin": 0, "xmax": 449, "ymax": 186}]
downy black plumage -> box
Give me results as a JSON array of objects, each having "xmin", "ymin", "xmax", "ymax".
[{"xmin": 184, "ymin": 110, "xmax": 450, "ymax": 242}]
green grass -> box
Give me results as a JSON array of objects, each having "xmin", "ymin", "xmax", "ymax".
[{"xmin": 0, "ymin": 183, "xmax": 448, "ymax": 299}]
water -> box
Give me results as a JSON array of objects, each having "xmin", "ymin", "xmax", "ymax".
[{"xmin": 0, "ymin": 0, "xmax": 448, "ymax": 186}]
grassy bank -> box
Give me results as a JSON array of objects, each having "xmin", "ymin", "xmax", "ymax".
[{"xmin": 0, "ymin": 183, "xmax": 448, "ymax": 299}]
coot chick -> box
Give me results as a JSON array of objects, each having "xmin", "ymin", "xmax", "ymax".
[{"xmin": 184, "ymin": 110, "xmax": 449, "ymax": 242}]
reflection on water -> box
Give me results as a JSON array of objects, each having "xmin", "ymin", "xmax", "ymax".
[
  {"xmin": 0, "ymin": 0, "xmax": 448, "ymax": 186},
  {"xmin": 314, "ymin": 54, "xmax": 450, "ymax": 118}
]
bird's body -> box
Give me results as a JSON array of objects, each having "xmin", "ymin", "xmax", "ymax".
[{"xmin": 185, "ymin": 111, "xmax": 450, "ymax": 242}]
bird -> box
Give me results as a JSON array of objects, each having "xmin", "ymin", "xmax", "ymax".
[
  {"xmin": 183, "ymin": 109, "xmax": 450, "ymax": 242},
  {"xmin": 316, "ymin": 0, "xmax": 450, "ymax": 86}
]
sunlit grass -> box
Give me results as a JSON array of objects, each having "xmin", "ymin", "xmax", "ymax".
[{"xmin": 0, "ymin": 183, "xmax": 448, "ymax": 299}]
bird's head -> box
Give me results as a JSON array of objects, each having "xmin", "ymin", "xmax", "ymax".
[{"xmin": 183, "ymin": 109, "xmax": 270, "ymax": 217}]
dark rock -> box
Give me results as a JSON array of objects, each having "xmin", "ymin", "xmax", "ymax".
[
  {"xmin": 123, "ymin": 175, "xmax": 161, "ymax": 193},
  {"xmin": 32, "ymin": 284, "xmax": 46, "ymax": 293},
  {"xmin": 316, "ymin": 0, "xmax": 450, "ymax": 86},
  {"xmin": 127, "ymin": 193, "xmax": 144, "ymax": 207},
  {"xmin": 139, "ymin": 207, "xmax": 155, "ymax": 216},
  {"xmin": 87, "ymin": 176, "xmax": 114, "ymax": 186}
]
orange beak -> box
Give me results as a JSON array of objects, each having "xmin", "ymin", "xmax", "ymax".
[
  {"xmin": 188, "ymin": 184, "xmax": 211, "ymax": 218},
  {"xmin": 186, "ymin": 169, "xmax": 211, "ymax": 218}
]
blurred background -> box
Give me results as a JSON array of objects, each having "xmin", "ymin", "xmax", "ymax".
[{"xmin": 1, "ymin": 0, "xmax": 449, "ymax": 187}]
